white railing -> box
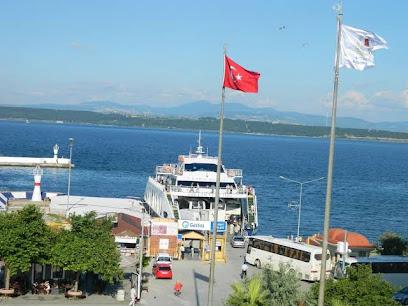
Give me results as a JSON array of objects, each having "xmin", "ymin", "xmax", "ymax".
[
  {"xmin": 170, "ymin": 185, "xmax": 247, "ymax": 196},
  {"xmin": 226, "ymin": 168, "xmax": 243, "ymax": 177}
]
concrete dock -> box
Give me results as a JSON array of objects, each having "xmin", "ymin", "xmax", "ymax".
[
  {"xmin": 0, "ymin": 144, "xmax": 73, "ymax": 168},
  {"xmin": 0, "ymin": 157, "xmax": 72, "ymax": 168}
]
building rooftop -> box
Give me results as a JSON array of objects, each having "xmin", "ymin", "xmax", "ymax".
[{"xmin": 310, "ymin": 228, "xmax": 375, "ymax": 248}]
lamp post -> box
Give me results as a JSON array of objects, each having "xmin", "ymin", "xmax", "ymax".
[
  {"xmin": 67, "ymin": 138, "xmax": 74, "ymax": 213},
  {"xmin": 279, "ymin": 176, "xmax": 324, "ymax": 241},
  {"xmin": 137, "ymin": 207, "xmax": 145, "ymax": 300}
]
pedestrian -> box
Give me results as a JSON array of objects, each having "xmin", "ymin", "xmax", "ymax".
[
  {"xmin": 174, "ymin": 280, "xmax": 183, "ymax": 296},
  {"xmin": 129, "ymin": 286, "xmax": 137, "ymax": 306},
  {"xmin": 180, "ymin": 245, "xmax": 185, "ymax": 260},
  {"xmin": 44, "ymin": 281, "xmax": 51, "ymax": 295},
  {"xmin": 241, "ymin": 262, "xmax": 248, "ymax": 279},
  {"xmin": 229, "ymin": 223, "xmax": 234, "ymax": 235}
]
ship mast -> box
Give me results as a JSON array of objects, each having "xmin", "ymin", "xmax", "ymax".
[{"xmin": 195, "ymin": 130, "xmax": 205, "ymax": 155}]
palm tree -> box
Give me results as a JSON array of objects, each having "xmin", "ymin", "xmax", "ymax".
[{"xmin": 225, "ymin": 275, "xmax": 269, "ymax": 306}]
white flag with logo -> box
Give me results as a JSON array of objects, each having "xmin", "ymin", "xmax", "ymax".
[{"xmin": 339, "ymin": 24, "xmax": 388, "ymax": 71}]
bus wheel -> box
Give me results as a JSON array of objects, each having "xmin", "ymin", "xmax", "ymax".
[{"xmin": 255, "ymin": 259, "xmax": 261, "ymax": 269}]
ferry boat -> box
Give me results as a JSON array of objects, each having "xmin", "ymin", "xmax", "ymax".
[{"xmin": 143, "ymin": 132, "xmax": 258, "ymax": 232}]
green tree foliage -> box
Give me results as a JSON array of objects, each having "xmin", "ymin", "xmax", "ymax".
[
  {"xmin": 0, "ymin": 205, "xmax": 52, "ymax": 289},
  {"xmin": 261, "ymin": 264, "xmax": 302, "ymax": 306},
  {"xmin": 225, "ymin": 275, "xmax": 269, "ymax": 306},
  {"xmin": 2, "ymin": 105, "xmax": 408, "ymax": 140},
  {"xmin": 225, "ymin": 264, "xmax": 304, "ymax": 306},
  {"xmin": 378, "ymin": 232, "xmax": 408, "ymax": 255},
  {"xmin": 51, "ymin": 212, "xmax": 122, "ymax": 291},
  {"xmin": 309, "ymin": 265, "xmax": 398, "ymax": 306}
]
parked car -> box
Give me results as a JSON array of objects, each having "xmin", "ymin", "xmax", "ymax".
[
  {"xmin": 152, "ymin": 263, "xmax": 173, "ymax": 279},
  {"xmin": 154, "ymin": 252, "xmax": 172, "ymax": 266},
  {"xmin": 394, "ymin": 286, "xmax": 408, "ymax": 305},
  {"xmin": 231, "ymin": 235, "xmax": 246, "ymax": 248}
]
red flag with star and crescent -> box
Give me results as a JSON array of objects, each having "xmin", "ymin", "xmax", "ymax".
[{"xmin": 223, "ymin": 56, "xmax": 260, "ymax": 93}]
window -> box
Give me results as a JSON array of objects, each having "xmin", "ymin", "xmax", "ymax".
[
  {"xmin": 178, "ymin": 181, "xmax": 228, "ymax": 187},
  {"xmin": 185, "ymin": 163, "xmax": 219, "ymax": 172},
  {"xmin": 52, "ymin": 266, "xmax": 64, "ymax": 279},
  {"xmin": 279, "ymin": 245, "xmax": 286, "ymax": 256},
  {"xmin": 159, "ymin": 266, "xmax": 171, "ymax": 271},
  {"xmin": 300, "ymin": 251, "xmax": 311, "ymax": 262},
  {"xmin": 314, "ymin": 253, "xmax": 330, "ymax": 261}
]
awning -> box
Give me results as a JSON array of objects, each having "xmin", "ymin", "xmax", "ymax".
[{"xmin": 182, "ymin": 231, "xmax": 205, "ymax": 240}]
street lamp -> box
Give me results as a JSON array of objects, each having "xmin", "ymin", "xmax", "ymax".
[
  {"xmin": 137, "ymin": 207, "xmax": 146, "ymax": 301},
  {"xmin": 67, "ymin": 138, "xmax": 74, "ymax": 212},
  {"xmin": 279, "ymin": 175, "xmax": 325, "ymax": 241}
]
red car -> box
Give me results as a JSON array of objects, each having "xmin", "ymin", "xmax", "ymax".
[{"xmin": 152, "ymin": 263, "xmax": 173, "ymax": 279}]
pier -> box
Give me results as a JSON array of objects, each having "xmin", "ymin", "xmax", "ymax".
[{"xmin": 0, "ymin": 144, "xmax": 73, "ymax": 168}]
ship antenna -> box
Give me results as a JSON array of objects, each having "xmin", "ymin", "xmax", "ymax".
[{"xmin": 195, "ymin": 130, "xmax": 204, "ymax": 154}]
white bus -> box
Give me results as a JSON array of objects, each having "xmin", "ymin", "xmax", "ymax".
[
  {"xmin": 334, "ymin": 256, "xmax": 408, "ymax": 287},
  {"xmin": 245, "ymin": 236, "xmax": 332, "ymax": 281}
]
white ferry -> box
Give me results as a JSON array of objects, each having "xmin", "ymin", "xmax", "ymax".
[{"xmin": 143, "ymin": 132, "xmax": 258, "ymax": 232}]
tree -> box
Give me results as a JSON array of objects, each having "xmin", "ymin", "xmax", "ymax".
[
  {"xmin": 378, "ymin": 232, "xmax": 408, "ymax": 255},
  {"xmin": 309, "ymin": 265, "xmax": 399, "ymax": 306},
  {"xmin": 51, "ymin": 212, "xmax": 122, "ymax": 292},
  {"xmin": 225, "ymin": 275, "xmax": 269, "ymax": 306},
  {"xmin": 261, "ymin": 264, "xmax": 302, "ymax": 305},
  {"xmin": 225, "ymin": 264, "xmax": 305, "ymax": 306},
  {"xmin": 0, "ymin": 205, "xmax": 52, "ymax": 289}
]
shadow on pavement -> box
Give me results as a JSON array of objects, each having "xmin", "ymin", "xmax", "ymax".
[{"xmin": 193, "ymin": 269, "xmax": 210, "ymax": 306}]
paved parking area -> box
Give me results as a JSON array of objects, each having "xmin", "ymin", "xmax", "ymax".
[{"xmin": 140, "ymin": 244, "xmax": 251, "ymax": 306}]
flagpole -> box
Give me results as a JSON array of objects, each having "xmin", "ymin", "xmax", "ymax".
[
  {"xmin": 207, "ymin": 47, "xmax": 226, "ymax": 306},
  {"xmin": 318, "ymin": 3, "xmax": 343, "ymax": 306}
]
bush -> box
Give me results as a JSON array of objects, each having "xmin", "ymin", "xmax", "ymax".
[{"xmin": 309, "ymin": 265, "xmax": 399, "ymax": 306}]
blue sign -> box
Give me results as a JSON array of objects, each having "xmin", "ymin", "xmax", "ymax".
[
  {"xmin": 177, "ymin": 234, "xmax": 183, "ymax": 241},
  {"xmin": 210, "ymin": 221, "xmax": 227, "ymax": 232}
]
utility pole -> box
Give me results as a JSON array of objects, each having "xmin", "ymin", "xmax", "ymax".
[{"xmin": 137, "ymin": 208, "xmax": 145, "ymax": 300}]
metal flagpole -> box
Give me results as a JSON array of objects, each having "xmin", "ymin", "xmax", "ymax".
[
  {"xmin": 318, "ymin": 4, "xmax": 343, "ymax": 306},
  {"xmin": 207, "ymin": 47, "xmax": 227, "ymax": 306}
]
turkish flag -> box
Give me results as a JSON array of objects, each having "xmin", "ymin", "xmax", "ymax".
[{"xmin": 223, "ymin": 56, "xmax": 260, "ymax": 93}]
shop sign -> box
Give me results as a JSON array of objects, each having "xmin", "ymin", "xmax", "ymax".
[
  {"xmin": 151, "ymin": 221, "xmax": 178, "ymax": 236},
  {"xmin": 178, "ymin": 220, "xmax": 211, "ymax": 231},
  {"xmin": 210, "ymin": 221, "xmax": 227, "ymax": 232}
]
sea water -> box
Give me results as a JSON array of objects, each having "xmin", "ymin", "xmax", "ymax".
[{"xmin": 0, "ymin": 120, "xmax": 407, "ymax": 241}]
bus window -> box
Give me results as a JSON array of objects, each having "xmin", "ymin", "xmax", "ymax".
[
  {"xmin": 261, "ymin": 241, "xmax": 271, "ymax": 252},
  {"xmin": 314, "ymin": 253, "xmax": 330, "ymax": 261},
  {"xmin": 279, "ymin": 245, "xmax": 286, "ymax": 256},
  {"xmin": 301, "ymin": 251, "xmax": 311, "ymax": 262}
]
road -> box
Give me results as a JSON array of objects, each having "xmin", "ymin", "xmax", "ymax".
[{"xmin": 140, "ymin": 243, "xmax": 250, "ymax": 306}]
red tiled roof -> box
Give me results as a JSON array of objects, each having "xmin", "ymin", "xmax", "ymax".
[
  {"xmin": 311, "ymin": 228, "xmax": 375, "ymax": 248},
  {"xmin": 111, "ymin": 213, "xmax": 148, "ymax": 236}
]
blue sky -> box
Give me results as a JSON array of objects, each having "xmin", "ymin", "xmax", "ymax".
[{"xmin": 0, "ymin": 1, "xmax": 407, "ymax": 122}]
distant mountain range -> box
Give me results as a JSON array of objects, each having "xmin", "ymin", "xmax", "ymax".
[{"xmin": 14, "ymin": 100, "xmax": 408, "ymax": 132}]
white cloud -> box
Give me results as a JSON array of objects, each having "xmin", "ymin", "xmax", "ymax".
[
  {"xmin": 339, "ymin": 90, "xmax": 371, "ymax": 109},
  {"xmin": 372, "ymin": 88, "xmax": 408, "ymax": 109}
]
